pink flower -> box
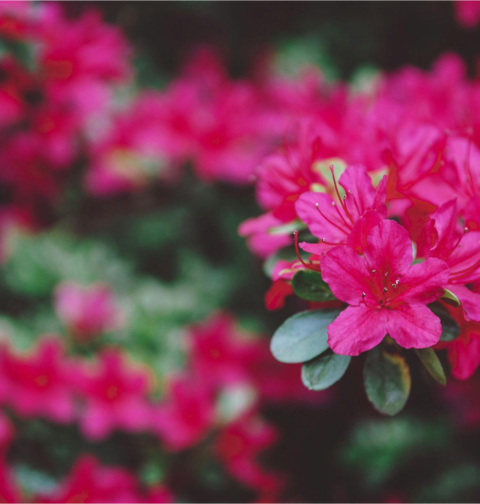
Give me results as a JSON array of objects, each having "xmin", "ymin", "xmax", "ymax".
[
  {"xmin": 37, "ymin": 455, "xmax": 144, "ymax": 503},
  {"xmin": 296, "ymin": 165, "xmax": 387, "ymax": 255},
  {"xmin": 321, "ymin": 220, "xmax": 450, "ymax": 355},
  {"xmin": 456, "ymin": 0, "xmax": 480, "ymax": 28},
  {"xmin": 0, "ymin": 459, "xmax": 22, "ymax": 503},
  {"xmin": 188, "ymin": 313, "xmax": 257, "ymax": 389},
  {"xmin": 0, "ymin": 337, "xmax": 76, "ymax": 423},
  {"xmin": 75, "ymin": 349, "xmax": 153, "ymax": 440},
  {"xmin": 37, "ymin": 4, "xmax": 131, "ymax": 117},
  {"xmin": 418, "ymin": 199, "xmax": 480, "ymax": 321},
  {"xmin": 215, "ymin": 414, "xmax": 282, "ymax": 493},
  {"xmin": 55, "ymin": 282, "xmax": 124, "ymax": 341},
  {"xmin": 238, "ymin": 213, "xmax": 291, "ymax": 259},
  {"xmin": 438, "ymin": 305, "xmax": 480, "ymax": 380},
  {"xmin": 153, "ymin": 373, "xmax": 215, "ymax": 451}
]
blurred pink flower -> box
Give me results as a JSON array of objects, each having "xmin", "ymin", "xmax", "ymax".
[
  {"xmin": 154, "ymin": 373, "xmax": 215, "ymax": 451},
  {"xmin": 455, "ymin": 0, "xmax": 480, "ymax": 28},
  {"xmin": 37, "ymin": 455, "xmax": 147, "ymax": 503},
  {"xmin": 0, "ymin": 337, "xmax": 76, "ymax": 423},
  {"xmin": 215, "ymin": 414, "xmax": 282, "ymax": 493},
  {"xmin": 55, "ymin": 282, "xmax": 124, "ymax": 341},
  {"xmin": 75, "ymin": 349, "xmax": 153, "ymax": 440}
]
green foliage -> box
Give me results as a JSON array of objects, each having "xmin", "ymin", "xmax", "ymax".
[
  {"xmin": 364, "ymin": 346, "xmax": 411, "ymax": 416},
  {"xmin": 415, "ymin": 348, "xmax": 446, "ymax": 385},
  {"xmin": 429, "ymin": 303, "xmax": 460, "ymax": 342},
  {"xmin": 270, "ymin": 309, "xmax": 340, "ymax": 363},
  {"xmin": 301, "ymin": 352, "xmax": 350, "ymax": 390},
  {"xmin": 292, "ymin": 270, "xmax": 336, "ymax": 302},
  {"xmin": 342, "ymin": 417, "xmax": 449, "ymax": 489}
]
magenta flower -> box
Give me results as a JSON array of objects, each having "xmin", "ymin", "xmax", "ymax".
[
  {"xmin": 456, "ymin": 0, "xmax": 480, "ymax": 28},
  {"xmin": 296, "ymin": 165, "xmax": 387, "ymax": 256},
  {"xmin": 0, "ymin": 337, "xmax": 76, "ymax": 423},
  {"xmin": 215, "ymin": 413, "xmax": 282, "ymax": 493},
  {"xmin": 418, "ymin": 199, "xmax": 480, "ymax": 321},
  {"xmin": 55, "ymin": 282, "xmax": 124, "ymax": 341},
  {"xmin": 321, "ymin": 220, "xmax": 450, "ymax": 355},
  {"xmin": 153, "ymin": 373, "xmax": 215, "ymax": 451},
  {"xmin": 75, "ymin": 349, "xmax": 153, "ymax": 440},
  {"xmin": 437, "ymin": 305, "xmax": 480, "ymax": 380},
  {"xmin": 37, "ymin": 455, "xmax": 145, "ymax": 503}
]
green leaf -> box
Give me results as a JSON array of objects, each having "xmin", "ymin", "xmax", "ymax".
[
  {"xmin": 441, "ymin": 288, "xmax": 461, "ymax": 307},
  {"xmin": 302, "ymin": 352, "xmax": 351, "ymax": 390},
  {"xmin": 364, "ymin": 347, "xmax": 411, "ymax": 416},
  {"xmin": 429, "ymin": 303, "xmax": 460, "ymax": 341},
  {"xmin": 292, "ymin": 270, "xmax": 336, "ymax": 302},
  {"xmin": 270, "ymin": 309, "xmax": 340, "ymax": 363},
  {"xmin": 415, "ymin": 348, "xmax": 446, "ymax": 385}
]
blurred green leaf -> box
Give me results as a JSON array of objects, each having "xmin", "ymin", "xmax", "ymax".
[
  {"xmin": 292, "ymin": 269, "xmax": 336, "ymax": 302},
  {"xmin": 302, "ymin": 352, "xmax": 350, "ymax": 390},
  {"xmin": 364, "ymin": 347, "xmax": 411, "ymax": 416}
]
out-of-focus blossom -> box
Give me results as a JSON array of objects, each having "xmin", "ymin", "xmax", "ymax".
[
  {"xmin": 0, "ymin": 337, "xmax": 76, "ymax": 423},
  {"xmin": 55, "ymin": 282, "xmax": 124, "ymax": 341},
  {"xmin": 215, "ymin": 414, "xmax": 282, "ymax": 493},
  {"xmin": 154, "ymin": 373, "xmax": 215, "ymax": 451},
  {"xmin": 37, "ymin": 455, "xmax": 146, "ymax": 503},
  {"xmin": 74, "ymin": 349, "xmax": 153, "ymax": 440},
  {"xmin": 455, "ymin": 0, "xmax": 480, "ymax": 28}
]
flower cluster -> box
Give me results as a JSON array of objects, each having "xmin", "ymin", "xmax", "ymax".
[
  {"xmin": 240, "ymin": 52, "xmax": 480, "ymax": 414},
  {"xmin": 0, "ymin": 308, "xmax": 319, "ymax": 502}
]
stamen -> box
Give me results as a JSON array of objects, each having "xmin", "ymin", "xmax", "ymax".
[
  {"xmin": 372, "ymin": 269, "xmax": 376, "ymax": 274},
  {"xmin": 383, "ymin": 287, "xmax": 388, "ymax": 292},
  {"xmin": 315, "ymin": 203, "xmax": 350, "ymax": 235},
  {"xmin": 330, "ymin": 164, "xmax": 354, "ymax": 224},
  {"xmin": 293, "ymin": 231, "xmax": 318, "ymax": 272}
]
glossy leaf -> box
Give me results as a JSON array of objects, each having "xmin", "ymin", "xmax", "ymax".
[
  {"xmin": 415, "ymin": 348, "xmax": 446, "ymax": 385},
  {"xmin": 364, "ymin": 347, "xmax": 411, "ymax": 416},
  {"xmin": 270, "ymin": 309, "xmax": 340, "ymax": 363},
  {"xmin": 302, "ymin": 352, "xmax": 351, "ymax": 390},
  {"xmin": 292, "ymin": 270, "xmax": 336, "ymax": 302}
]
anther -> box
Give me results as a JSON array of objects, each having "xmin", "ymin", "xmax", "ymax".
[
  {"xmin": 385, "ymin": 272, "xmax": 389, "ymax": 277},
  {"xmin": 392, "ymin": 284, "xmax": 397, "ymax": 289},
  {"xmin": 322, "ymin": 238, "xmax": 326, "ymax": 242},
  {"xmin": 371, "ymin": 269, "xmax": 376, "ymax": 274},
  {"xmin": 465, "ymin": 227, "xmax": 469, "ymax": 233},
  {"xmin": 383, "ymin": 287, "xmax": 388, "ymax": 292},
  {"xmin": 395, "ymin": 279, "xmax": 400, "ymax": 285},
  {"xmin": 362, "ymin": 292, "xmax": 366, "ymax": 298}
]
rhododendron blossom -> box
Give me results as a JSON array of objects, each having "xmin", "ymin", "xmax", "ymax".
[
  {"xmin": 296, "ymin": 164, "xmax": 387, "ymax": 256},
  {"xmin": 55, "ymin": 281, "xmax": 124, "ymax": 340},
  {"xmin": 321, "ymin": 220, "xmax": 450, "ymax": 355}
]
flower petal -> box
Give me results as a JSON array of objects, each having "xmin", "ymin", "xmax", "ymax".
[
  {"xmin": 364, "ymin": 220, "xmax": 413, "ymax": 278},
  {"xmin": 387, "ymin": 304, "xmax": 442, "ymax": 349},
  {"xmin": 447, "ymin": 284, "xmax": 480, "ymax": 322},
  {"xmin": 397, "ymin": 258, "xmax": 450, "ymax": 304},
  {"xmin": 321, "ymin": 245, "xmax": 373, "ymax": 305},
  {"xmin": 327, "ymin": 305, "xmax": 388, "ymax": 356}
]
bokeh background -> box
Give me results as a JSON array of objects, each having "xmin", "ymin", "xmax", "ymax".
[{"xmin": 1, "ymin": 1, "xmax": 480, "ymax": 503}]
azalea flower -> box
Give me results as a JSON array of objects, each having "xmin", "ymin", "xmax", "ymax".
[
  {"xmin": 296, "ymin": 164, "xmax": 387, "ymax": 256},
  {"xmin": 418, "ymin": 199, "xmax": 480, "ymax": 321},
  {"xmin": 215, "ymin": 414, "xmax": 282, "ymax": 493},
  {"xmin": 321, "ymin": 220, "xmax": 450, "ymax": 355},
  {"xmin": 55, "ymin": 282, "xmax": 124, "ymax": 341},
  {"xmin": 74, "ymin": 349, "xmax": 153, "ymax": 440},
  {"xmin": 0, "ymin": 337, "xmax": 76, "ymax": 423},
  {"xmin": 154, "ymin": 373, "xmax": 215, "ymax": 451},
  {"xmin": 37, "ymin": 455, "xmax": 147, "ymax": 503}
]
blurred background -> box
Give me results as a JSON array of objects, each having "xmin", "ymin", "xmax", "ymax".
[{"xmin": 1, "ymin": 1, "xmax": 480, "ymax": 503}]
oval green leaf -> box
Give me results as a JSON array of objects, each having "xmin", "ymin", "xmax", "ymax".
[
  {"xmin": 271, "ymin": 309, "xmax": 340, "ymax": 363},
  {"xmin": 292, "ymin": 270, "xmax": 336, "ymax": 302},
  {"xmin": 415, "ymin": 348, "xmax": 446, "ymax": 385},
  {"xmin": 364, "ymin": 347, "xmax": 411, "ymax": 416},
  {"xmin": 302, "ymin": 352, "xmax": 351, "ymax": 390}
]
